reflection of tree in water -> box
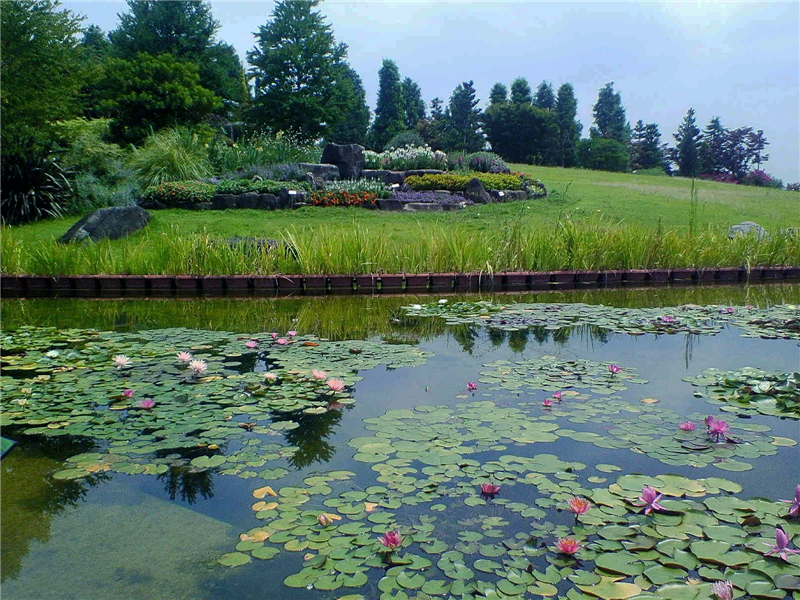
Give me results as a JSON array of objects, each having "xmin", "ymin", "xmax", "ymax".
[
  {"xmin": 157, "ymin": 466, "xmax": 214, "ymax": 505},
  {"xmin": 1, "ymin": 434, "xmax": 108, "ymax": 583},
  {"xmin": 488, "ymin": 329, "xmax": 507, "ymax": 348},
  {"xmin": 451, "ymin": 325, "xmax": 478, "ymax": 354},
  {"xmin": 281, "ymin": 406, "xmax": 346, "ymax": 469},
  {"xmin": 507, "ymin": 329, "xmax": 529, "ymax": 353},
  {"xmin": 527, "ymin": 325, "xmax": 610, "ymax": 347}
]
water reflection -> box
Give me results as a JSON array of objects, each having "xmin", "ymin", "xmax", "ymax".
[
  {"xmin": 157, "ymin": 466, "xmax": 214, "ymax": 505},
  {"xmin": 281, "ymin": 405, "xmax": 349, "ymax": 469}
]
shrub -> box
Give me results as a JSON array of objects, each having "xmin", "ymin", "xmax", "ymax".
[
  {"xmin": 577, "ymin": 138, "xmax": 629, "ymax": 172},
  {"xmin": 225, "ymin": 163, "xmax": 309, "ymax": 182},
  {"xmin": 384, "ymin": 130, "xmax": 425, "ymax": 151},
  {"xmin": 786, "ymin": 182, "xmax": 800, "ymax": 192},
  {"xmin": 141, "ymin": 181, "xmax": 216, "ymax": 205},
  {"xmin": 52, "ymin": 118, "xmax": 128, "ymax": 179},
  {"xmin": 69, "ymin": 173, "xmax": 136, "ymax": 215},
  {"xmin": 699, "ymin": 172, "xmax": 738, "ymax": 185},
  {"xmin": 129, "ymin": 128, "xmax": 212, "ymax": 190},
  {"xmin": 405, "ymin": 172, "xmax": 525, "ymax": 191},
  {"xmin": 208, "ymin": 132, "xmax": 320, "ymax": 174},
  {"xmin": 216, "ymin": 179, "xmax": 310, "ymax": 195},
  {"xmin": 364, "ymin": 145, "xmax": 447, "ymax": 171},
  {"xmin": 1, "ymin": 143, "xmax": 71, "ymax": 225},
  {"xmin": 448, "ymin": 151, "xmax": 508, "ymax": 173},
  {"xmin": 742, "ymin": 169, "xmax": 783, "ymax": 189},
  {"xmin": 308, "ymin": 190, "xmax": 377, "ymax": 207}
]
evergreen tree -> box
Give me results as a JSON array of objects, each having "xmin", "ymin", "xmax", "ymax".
[
  {"xmin": 510, "ymin": 77, "xmax": 532, "ymax": 104},
  {"xmin": 369, "ymin": 59, "xmax": 406, "ymax": 149},
  {"xmin": 699, "ymin": 116, "xmax": 725, "ymax": 173},
  {"xmin": 489, "ymin": 82, "xmax": 508, "ymax": 105},
  {"xmin": 401, "ymin": 77, "xmax": 426, "ymax": 129},
  {"xmin": 416, "ymin": 97, "xmax": 448, "ymax": 150},
  {"xmin": 78, "ymin": 25, "xmax": 113, "ymax": 117},
  {"xmin": 671, "ymin": 108, "xmax": 702, "ymax": 177},
  {"xmin": 247, "ymin": 0, "xmax": 347, "ymax": 141},
  {"xmin": 554, "ymin": 83, "xmax": 581, "ymax": 167},
  {"xmin": 326, "ymin": 66, "xmax": 370, "ymax": 145},
  {"xmin": 630, "ymin": 120, "xmax": 664, "ymax": 170},
  {"xmin": 483, "ymin": 102, "xmax": 559, "ymax": 164},
  {"xmin": 533, "ymin": 80, "xmax": 555, "ymax": 110},
  {"xmin": 590, "ymin": 82, "xmax": 629, "ymax": 143},
  {"xmin": 747, "ymin": 129, "xmax": 769, "ymax": 171},
  {"xmin": 444, "ymin": 81, "xmax": 484, "ymax": 152}
]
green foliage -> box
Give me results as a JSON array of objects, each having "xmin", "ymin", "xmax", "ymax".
[
  {"xmin": 69, "ymin": 173, "xmax": 136, "ymax": 215},
  {"xmin": 636, "ymin": 167, "xmax": 669, "ymax": 177},
  {"xmin": 325, "ymin": 66, "xmax": 370, "ymax": 145},
  {"xmin": 322, "ymin": 179, "xmax": 391, "ymax": 198},
  {"xmin": 533, "ymin": 80, "xmax": 556, "ymax": 110},
  {"xmin": 415, "ymin": 98, "xmax": 449, "ymax": 151},
  {"xmin": 247, "ymin": 0, "xmax": 347, "ymax": 141},
  {"xmin": 384, "ymin": 130, "xmax": 425, "ymax": 151},
  {"xmin": 208, "ymin": 133, "xmax": 320, "ymax": 174},
  {"xmin": 369, "ymin": 59, "xmax": 406, "ymax": 150},
  {"xmin": 554, "ymin": 83, "xmax": 582, "ymax": 168},
  {"xmin": 141, "ymin": 181, "xmax": 217, "ymax": 205},
  {"xmin": 447, "ymin": 152, "xmax": 508, "ymax": 173},
  {"xmin": 672, "ymin": 108, "xmax": 702, "ymax": 177},
  {"xmin": 630, "ymin": 120, "xmax": 665, "ymax": 171},
  {"xmin": 99, "ymin": 53, "xmax": 221, "ymax": 145},
  {"xmin": 444, "ymin": 80, "xmax": 484, "ymax": 152},
  {"xmin": 483, "ymin": 102, "xmax": 559, "ymax": 164},
  {"xmin": 489, "ymin": 83, "xmax": 508, "ymax": 105},
  {"xmin": 51, "ymin": 118, "xmax": 127, "ymax": 179},
  {"xmin": 0, "ymin": 143, "xmax": 71, "ymax": 225},
  {"xmin": 401, "ymin": 77, "xmax": 426, "ymax": 129},
  {"xmin": 405, "ymin": 172, "xmax": 524, "ymax": 191},
  {"xmin": 215, "ymin": 179, "xmax": 310, "ymax": 195},
  {"xmin": 510, "ymin": 77, "xmax": 532, "ymax": 104},
  {"xmin": 363, "ymin": 145, "xmax": 447, "ymax": 170},
  {"xmin": 577, "ymin": 138, "xmax": 630, "ymax": 172},
  {"xmin": 129, "ymin": 128, "xmax": 212, "ymax": 189},
  {"xmin": 590, "ymin": 82, "xmax": 629, "ymax": 144},
  {"xmin": 0, "ymin": 0, "xmax": 86, "ymax": 145}
]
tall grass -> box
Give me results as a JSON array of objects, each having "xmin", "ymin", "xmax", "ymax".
[
  {"xmin": 129, "ymin": 128, "xmax": 212, "ymax": 190},
  {"xmin": 2, "ymin": 221, "xmax": 798, "ymax": 276},
  {"xmin": 209, "ymin": 132, "xmax": 321, "ymax": 174}
]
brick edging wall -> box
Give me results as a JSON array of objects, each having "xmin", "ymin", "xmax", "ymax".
[{"xmin": 2, "ymin": 267, "xmax": 799, "ymax": 297}]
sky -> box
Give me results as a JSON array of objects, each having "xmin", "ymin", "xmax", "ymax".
[{"xmin": 63, "ymin": 1, "xmax": 800, "ymax": 182}]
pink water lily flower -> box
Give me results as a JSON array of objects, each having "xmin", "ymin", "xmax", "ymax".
[
  {"xmin": 781, "ymin": 484, "xmax": 800, "ymax": 518},
  {"xmin": 764, "ymin": 527, "xmax": 800, "ymax": 562},
  {"xmin": 122, "ymin": 389, "xmax": 135, "ymax": 399},
  {"xmin": 679, "ymin": 421, "xmax": 696, "ymax": 431},
  {"xmin": 327, "ymin": 401, "xmax": 345, "ymax": 411},
  {"xmin": 707, "ymin": 416, "xmax": 730, "ymax": 442},
  {"xmin": 378, "ymin": 530, "xmax": 403, "ymax": 550},
  {"xmin": 276, "ymin": 338, "xmax": 288, "ymax": 345},
  {"xmin": 138, "ymin": 398, "xmax": 155, "ymax": 410},
  {"xmin": 270, "ymin": 332, "xmax": 278, "ymax": 339},
  {"xmin": 312, "ymin": 369, "xmax": 327, "ymax": 380},
  {"xmin": 608, "ymin": 364, "xmax": 621, "ymax": 375},
  {"xmin": 660, "ymin": 315, "xmax": 675, "ymax": 323},
  {"xmin": 327, "ymin": 379, "xmax": 345, "ymax": 392},
  {"xmin": 634, "ymin": 485, "xmax": 667, "ymax": 515},
  {"xmin": 567, "ymin": 497, "xmax": 591, "ymax": 515},
  {"xmin": 552, "ymin": 391, "xmax": 563, "ymax": 401},
  {"xmin": 554, "ymin": 537, "xmax": 581, "ymax": 555},
  {"xmin": 711, "ymin": 581, "xmax": 734, "ymax": 600},
  {"xmin": 189, "ymin": 359, "xmax": 207, "ymax": 376},
  {"xmin": 467, "ymin": 382, "xmax": 477, "ymax": 392},
  {"xmin": 245, "ymin": 340, "xmax": 259, "ymax": 349},
  {"xmin": 113, "ymin": 355, "xmax": 131, "ymax": 369},
  {"xmin": 176, "ymin": 351, "xmax": 192, "ymax": 362},
  {"xmin": 287, "ymin": 331, "xmax": 297, "ymax": 337},
  {"xmin": 480, "ymin": 483, "xmax": 501, "ymax": 496},
  {"xmin": 542, "ymin": 399, "xmax": 553, "ymax": 408},
  {"xmin": 264, "ymin": 373, "xmax": 277, "ymax": 381}
]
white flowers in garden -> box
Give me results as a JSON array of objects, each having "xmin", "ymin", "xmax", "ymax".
[{"xmin": 364, "ymin": 145, "xmax": 448, "ymax": 171}]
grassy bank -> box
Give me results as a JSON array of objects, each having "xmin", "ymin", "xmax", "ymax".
[{"xmin": 2, "ymin": 166, "xmax": 798, "ymax": 276}]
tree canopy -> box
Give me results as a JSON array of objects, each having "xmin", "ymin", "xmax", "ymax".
[{"xmin": 369, "ymin": 59, "xmax": 406, "ymax": 149}]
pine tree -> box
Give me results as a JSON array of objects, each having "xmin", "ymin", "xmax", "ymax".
[
  {"xmin": 590, "ymin": 82, "xmax": 629, "ymax": 144},
  {"xmin": 489, "ymin": 82, "xmax": 508, "ymax": 105},
  {"xmin": 630, "ymin": 120, "xmax": 664, "ymax": 170},
  {"xmin": 326, "ymin": 66, "xmax": 370, "ymax": 145},
  {"xmin": 554, "ymin": 83, "xmax": 581, "ymax": 167},
  {"xmin": 444, "ymin": 81, "xmax": 484, "ymax": 152},
  {"xmin": 699, "ymin": 116, "xmax": 725, "ymax": 173},
  {"xmin": 672, "ymin": 108, "xmax": 702, "ymax": 177},
  {"xmin": 533, "ymin": 80, "xmax": 555, "ymax": 110},
  {"xmin": 746, "ymin": 129, "xmax": 769, "ymax": 171},
  {"xmin": 369, "ymin": 59, "xmax": 406, "ymax": 149},
  {"xmin": 510, "ymin": 77, "xmax": 532, "ymax": 104},
  {"xmin": 401, "ymin": 77, "xmax": 426, "ymax": 129},
  {"xmin": 247, "ymin": 0, "xmax": 347, "ymax": 141}
]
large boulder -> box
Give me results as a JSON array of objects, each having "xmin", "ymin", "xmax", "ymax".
[
  {"xmin": 405, "ymin": 169, "xmax": 445, "ymax": 177},
  {"xmin": 728, "ymin": 221, "xmax": 768, "ymax": 240},
  {"xmin": 320, "ymin": 143, "xmax": 364, "ymax": 179},
  {"xmin": 298, "ymin": 163, "xmax": 340, "ymax": 180},
  {"xmin": 58, "ymin": 206, "xmax": 150, "ymax": 244},
  {"xmin": 464, "ymin": 178, "xmax": 492, "ymax": 204}
]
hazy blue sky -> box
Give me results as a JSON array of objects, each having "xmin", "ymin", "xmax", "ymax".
[{"xmin": 63, "ymin": 1, "xmax": 799, "ymax": 182}]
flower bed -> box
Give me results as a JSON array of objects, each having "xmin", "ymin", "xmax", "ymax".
[
  {"xmin": 141, "ymin": 181, "xmax": 217, "ymax": 206},
  {"xmin": 364, "ymin": 145, "xmax": 448, "ymax": 171},
  {"xmin": 307, "ymin": 190, "xmax": 377, "ymax": 207}
]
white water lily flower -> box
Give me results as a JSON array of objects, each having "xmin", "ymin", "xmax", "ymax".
[
  {"xmin": 46, "ymin": 350, "xmax": 60, "ymax": 358},
  {"xmin": 438, "ymin": 299, "xmax": 448, "ymax": 305}
]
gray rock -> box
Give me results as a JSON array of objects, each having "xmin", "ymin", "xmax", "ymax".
[
  {"xmin": 488, "ymin": 164, "xmax": 511, "ymax": 174},
  {"xmin": 464, "ymin": 178, "xmax": 492, "ymax": 204},
  {"xmin": 402, "ymin": 202, "xmax": 444, "ymax": 212},
  {"xmin": 58, "ymin": 206, "xmax": 151, "ymax": 244},
  {"xmin": 728, "ymin": 221, "xmax": 768, "ymax": 240},
  {"xmin": 258, "ymin": 194, "xmax": 279, "ymax": 209},
  {"xmin": 236, "ymin": 192, "xmax": 262, "ymax": 209},
  {"xmin": 304, "ymin": 173, "xmax": 325, "ymax": 190},
  {"xmin": 320, "ymin": 143, "xmax": 364, "ymax": 179},
  {"xmin": 298, "ymin": 163, "xmax": 340, "ymax": 180},
  {"xmin": 433, "ymin": 190, "xmax": 453, "ymax": 195},
  {"xmin": 489, "ymin": 189, "xmax": 527, "ymax": 202},
  {"xmin": 405, "ymin": 169, "xmax": 445, "ymax": 177},
  {"xmin": 212, "ymin": 194, "xmax": 238, "ymax": 210},
  {"xmin": 362, "ymin": 169, "xmax": 388, "ymax": 181},
  {"xmin": 226, "ymin": 237, "xmax": 298, "ymax": 260},
  {"xmin": 376, "ymin": 199, "xmax": 403, "ymax": 211},
  {"xmin": 441, "ymin": 202, "xmax": 465, "ymax": 211},
  {"xmin": 385, "ymin": 171, "xmax": 406, "ymax": 185},
  {"xmin": 278, "ymin": 188, "xmax": 305, "ymax": 208}
]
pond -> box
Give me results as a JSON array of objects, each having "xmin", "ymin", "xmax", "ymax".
[{"xmin": 1, "ymin": 286, "xmax": 799, "ymax": 600}]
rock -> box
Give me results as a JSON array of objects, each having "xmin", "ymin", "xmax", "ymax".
[
  {"xmin": 489, "ymin": 164, "xmax": 511, "ymax": 174},
  {"xmin": 402, "ymin": 202, "xmax": 444, "ymax": 212},
  {"xmin": 304, "ymin": 173, "xmax": 325, "ymax": 190},
  {"xmin": 441, "ymin": 202, "xmax": 465, "ymax": 211},
  {"xmin": 258, "ymin": 194, "xmax": 279, "ymax": 209},
  {"xmin": 138, "ymin": 198, "xmax": 166, "ymax": 210},
  {"xmin": 464, "ymin": 178, "xmax": 492, "ymax": 204},
  {"xmin": 278, "ymin": 188, "xmax": 305, "ymax": 208},
  {"xmin": 298, "ymin": 163, "xmax": 340, "ymax": 180},
  {"xmin": 405, "ymin": 169, "xmax": 445, "ymax": 177},
  {"xmin": 728, "ymin": 221, "xmax": 768, "ymax": 240},
  {"xmin": 226, "ymin": 237, "xmax": 298, "ymax": 260},
  {"xmin": 376, "ymin": 199, "xmax": 403, "ymax": 211},
  {"xmin": 236, "ymin": 192, "xmax": 262, "ymax": 209},
  {"xmin": 320, "ymin": 143, "xmax": 364, "ymax": 179},
  {"xmin": 385, "ymin": 171, "xmax": 406, "ymax": 185},
  {"xmin": 212, "ymin": 194, "xmax": 238, "ymax": 210},
  {"xmin": 489, "ymin": 190, "xmax": 527, "ymax": 203},
  {"xmin": 433, "ymin": 190, "xmax": 453, "ymax": 195},
  {"xmin": 362, "ymin": 169, "xmax": 389, "ymax": 181},
  {"xmin": 58, "ymin": 206, "xmax": 151, "ymax": 244}
]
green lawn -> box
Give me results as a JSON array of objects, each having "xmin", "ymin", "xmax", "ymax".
[{"xmin": 3, "ymin": 166, "xmax": 798, "ymax": 275}]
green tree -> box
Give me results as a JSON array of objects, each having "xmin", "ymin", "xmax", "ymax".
[
  {"xmin": 98, "ymin": 53, "xmax": 221, "ymax": 144},
  {"xmin": 533, "ymin": 80, "xmax": 555, "ymax": 110},
  {"xmin": 326, "ymin": 66, "xmax": 370, "ymax": 145},
  {"xmin": 489, "ymin": 82, "xmax": 508, "ymax": 105},
  {"xmin": 630, "ymin": 120, "xmax": 664, "ymax": 170},
  {"xmin": 483, "ymin": 102, "xmax": 558, "ymax": 164},
  {"xmin": 577, "ymin": 138, "xmax": 629, "ymax": 172},
  {"xmin": 247, "ymin": 0, "xmax": 347, "ymax": 141},
  {"xmin": 590, "ymin": 82, "xmax": 629, "ymax": 144},
  {"xmin": 699, "ymin": 116, "xmax": 725, "ymax": 173},
  {"xmin": 671, "ymin": 108, "xmax": 702, "ymax": 177},
  {"xmin": 510, "ymin": 77, "xmax": 532, "ymax": 104},
  {"xmin": 78, "ymin": 25, "xmax": 113, "ymax": 117},
  {"xmin": 401, "ymin": 77, "xmax": 426, "ymax": 129},
  {"xmin": 369, "ymin": 59, "xmax": 406, "ymax": 149},
  {"xmin": 554, "ymin": 83, "xmax": 581, "ymax": 167},
  {"xmin": 416, "ymin": 97, "xmax": 448, "ymax": 150},
  {"xmin": 444, "ymin": 81, "xmax": 484, "ymax": 152},
  {"xmin": 1, "ymin": 0, "xmax": 86, "ymax": 147}
]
